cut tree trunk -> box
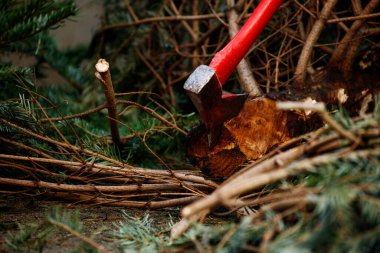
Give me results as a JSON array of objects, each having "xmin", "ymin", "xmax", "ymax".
[
  {"xmin": 187, "ymin": 48, "xmax": 380, "ymax": 178},
  {"xmin": 187, "ymin": 97, "xmax": 306, "ymax": 177}
]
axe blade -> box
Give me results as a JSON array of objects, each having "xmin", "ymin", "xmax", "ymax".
[{"xmin": 184, "ymin": 65, "xmax": 247, "ymax": 148}]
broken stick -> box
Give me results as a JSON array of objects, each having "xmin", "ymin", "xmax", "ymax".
[{"xmin": 95, "ymin": 59, "xmax": 121, "ymax": 146}]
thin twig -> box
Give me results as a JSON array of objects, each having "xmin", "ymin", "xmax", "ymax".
[
  {"xmin": 181, "ymin": 148, "xmax": 380, "ymax": 219},
  {"xmin": 40, "ymin": 104, "xmax": 107, "ymax": 122},
  {"xmin": 226, "ymin": 0, "xmax": 261, "ymax": 96},
  {"xmin": 0, "ymin": 153, "xmax": 218, "ymax": 188},
  {"xmin": 19, "ymin": 85, "xmax": 85, "ymax": 163},
  {"xmin": 50, "ymin": 191, "xmax": 200, "ymax": 209},
  {"xmin": 294, "ymin": 0, "xmax": 338, "ymax": 84},
  {"xmin": 135, "ymin": 47, "xmax": 167, "ymax": 92},
  {"xmin": 329, "ymin": 0, "xmax": 380, "ymax": 66},
  {"xmin": 47, "ymin": 218, "xmax": 110, "ymax": 253},
  {"xmin": 327, "ymin": 12, "xmax": 380, "ymax": 23},
  {"xmin": 169, "ymin": 1, "xmax": 197, "ymax": 40},
  {"xmin": 205, "ymin": 0, "xmax": 229, "ymax": 27},
  {"xmin": 117, "ymin": 100, "xmax": 187, "ymax": 135},
  {"xmin": 352, "ymin": 0, "xmax": 363, "ymax": 15},
  {"xmin": 123, "ymin": 0, "xmax": 139, "ymax": 22},
  {"xmin": 0, "ymin": 177, "xmax": 203, "ymax": 193},
  {"xmin": 277, "ymin": 101, "xmax": 360, "ymax": 143},
  {"xmin": 99, "ymin": 13, "xmax": 228, "ymax": 32}
]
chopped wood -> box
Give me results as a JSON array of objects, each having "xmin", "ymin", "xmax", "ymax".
[{"xmin": 187, "ymin": 97, "xmax": 306, "ymax": 177}]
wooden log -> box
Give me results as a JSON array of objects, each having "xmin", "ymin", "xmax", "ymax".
[{"xmin": 187, "ymin": 97, "xmax": 306, "ymax": 177}]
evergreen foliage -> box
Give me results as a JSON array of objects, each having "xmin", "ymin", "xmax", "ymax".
[
  {"xmin": 0, "ymin": 0, "xmax": 194, "ymax": 169},
  {"xmin": 4, "ymin": 206, "xmax": 96, "ymax": 252},
  {"xmin": 0, "ymin": 0, "xmax": 78, "ymax": 100},
  {"xmin": 1, "ymin": 1, "xmax": 380, "ymax": 252},
  {"xmin": 5, "ymin": 222, "xmax": 54, "ymax": 252},
  {"xmin": 0, "ymin": 100, "xmax": 38, "ymax": 134},
  {"xmin": 113, "ymin": 212, "xmax": 168, "ymax": 252},
  {"xmin": 7, "ymin": 137, "xmax": 379, "ymax": 252},
  {"xmin": 0, "ymin": 0, "xmax": 77, "ymax": 46}
]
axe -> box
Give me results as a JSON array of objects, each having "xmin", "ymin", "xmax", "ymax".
[{"xmin": 184, "ymin": 0, "xmax": 282, "ymax": 148}]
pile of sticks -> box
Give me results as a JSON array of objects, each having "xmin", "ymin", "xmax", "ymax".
[
  {"xmin": 0, "ymin": 59, "xmax": 215, "ymax": 209},
  {"xmin": 172, "ymin": 101, "xmax": 380, "ymax": 239}
]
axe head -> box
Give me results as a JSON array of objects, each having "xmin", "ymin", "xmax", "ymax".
[{"xmin": 184, "ymin": 65, "xmax": 247, "ymax": 148}]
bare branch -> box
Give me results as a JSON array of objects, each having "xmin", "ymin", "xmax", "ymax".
[
  {"xmin": 227, "ymin": 0, "xmax": 262, "ymax": 96},
  {"xmin": 48, "ymin": 218, "xmax": 110, "ymax": 253},
  {"xmin": 330, "ymin": 0, "xmax": 380, "ymax": 73},
  {"xmin": 181, "ymin": 148, "xmax": 379, "ymax": 219},
  {"xmin": 95, "ymin": 59, "xmax": 121, "ymax": 146},
  {"xmin": 294, "ymin": 0, "xmax": 339, "ymax": 84},
  {"xmin": 327, "ymin": 12, "xmax": 380, "ymax": 23}
]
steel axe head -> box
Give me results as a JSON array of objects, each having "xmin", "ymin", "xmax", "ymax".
[{"xmin": 184, "ymin": 65, "xmax": 247, "ymax": 148}]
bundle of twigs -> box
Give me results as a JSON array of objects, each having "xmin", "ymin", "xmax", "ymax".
[
  {"xmin": 1, "ymin": 0, "xmax": 379, "ymax": 215},
  {"xmin": 95, "ymin": 0, "xmax": 380, "ymax": 106},
  {"xmin": 0, "ymin": 151, "xmax": 216, "ymax": 208},
  {"xmin": 0, "ymin": 118, "xmax": 216, "ymax": 208},
  {"xmin": 171, "ymin": 100, "xmax": 380, "ymax": 239},
  {"xmin": 0, "ymin": 59, "xmax": 217, "ymax": 209}
]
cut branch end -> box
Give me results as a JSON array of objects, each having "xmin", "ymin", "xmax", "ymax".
[
  {"xmin": 95, "ymin": 59, "xmax": 110, "ymax": 73},
  {"xmin": 95, "ymin": 58, "xmax": 121, "ymax": 147}
]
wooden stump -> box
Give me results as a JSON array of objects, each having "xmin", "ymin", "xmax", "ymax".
[{"xmin": 187, "ymin": 97, "xmax": 305, "ymax": 177}]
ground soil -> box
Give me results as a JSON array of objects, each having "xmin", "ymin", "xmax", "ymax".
[{"xmin": 0, "ymin": 196, "xmax": 177, "ymax": 252}]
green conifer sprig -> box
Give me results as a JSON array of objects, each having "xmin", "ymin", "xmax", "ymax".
[
  {"xmin": 0, "ymin": 64, "xmax": 34, "ymax": 99},
  {"xmin": 0, "ymin": 0, "xmax": 77, "ymax": 46},
  {"xmin": 113, "ymin": 211, "xmax": 169, "ymax": 252},
  {"xmin": 5, "ymin": 222, "xmax": 54, "ymax": 252},
  {"xmin": 5, "ymin": 206, "xmax": 91, "ymax": 252},
  {"xmin": 0, "ymin": 100, "xmax": 39, "ymax": 134},
  {"xmin": 0, "ymin": 64, "xmax": 33, "ymax": 86}
]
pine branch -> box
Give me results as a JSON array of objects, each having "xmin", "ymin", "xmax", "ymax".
[
  {"xmin": 47, "ymin": 217, "xmax": 109, "ymax": 253},
  {"xmin": 0, "ymin": 0, "xmax": 77, "ymax": 46}
]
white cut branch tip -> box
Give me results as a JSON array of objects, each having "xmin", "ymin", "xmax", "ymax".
[
  {"xmin": 170, "ymin": 218, "xmax": 190, "ymax": 242},
  {"xmin": 337, "ymin": 88, "xmax": 348, "ymax": 104},
  {"xmin": 181, "ymin": 207, "xmax": 191, "ymax": 217},
  {"xmin": 276, "ymin": 101, "xmax": 326, "ymax": 112},
  {"xmin": 94, "ymin": 72, "xmax": 102, "ymax": 79},
  {"xmin": 95, "ymin": 59, "xmax": 110, "ymax": 73}
]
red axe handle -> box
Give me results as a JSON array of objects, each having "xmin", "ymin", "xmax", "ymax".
[{"xmin": 209, "ymin": 0, "xmax": 283, "ymax": 86}]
